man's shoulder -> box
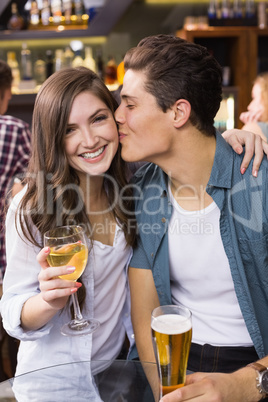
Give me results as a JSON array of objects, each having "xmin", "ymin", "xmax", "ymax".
[{"xmin": 0, "ymin": 115, "xmax": 29, "ymax": 130}]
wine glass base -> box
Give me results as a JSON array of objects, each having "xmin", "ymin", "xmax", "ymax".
[{"xmin": 61, "ymin": 318, "xmax": 100, "ymax": 337}]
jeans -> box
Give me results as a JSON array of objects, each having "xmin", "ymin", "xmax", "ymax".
[{"xmin": 188, "ymin": 343, "xmax": 268, "ymax": 401}]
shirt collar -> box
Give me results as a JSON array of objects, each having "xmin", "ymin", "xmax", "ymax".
[{"xmin": 207, "ymin": 131, "xmax": 234, "ymax": 190}]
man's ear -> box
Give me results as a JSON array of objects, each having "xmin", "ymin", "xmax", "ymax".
[{"xmin": 173, "ymin": 99, "xmax": 191, "ymax": 128}]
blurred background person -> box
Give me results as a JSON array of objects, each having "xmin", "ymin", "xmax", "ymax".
[
  {"xmin": 240, "ymin": 72, "xmax": 268, "ymax": 141},
  {"xmin": 0, "ymin": 59, "xmax": 31, "ymax": 380}
]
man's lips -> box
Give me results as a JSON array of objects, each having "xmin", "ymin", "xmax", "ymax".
[{"xmin": 119, "ymin": 132, "xmax": 127, "ymax": 141}]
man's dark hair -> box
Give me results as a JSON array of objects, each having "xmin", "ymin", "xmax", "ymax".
[
  {"xmin": 0, "ymin": 60, "xmax": 12, "ymax": 100},
  {"xmin": 124, "ymin": 34, "xmax": 223, "ymax": 136}
]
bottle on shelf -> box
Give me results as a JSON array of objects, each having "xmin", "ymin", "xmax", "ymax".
[
  {"xmin": 64, "ymin": 46, "xmax": 74, "ymax": 67},
  {"xmin": 258, "ymin": 1, "xmax": 267, "ymax": 29},
  {"xmin": 74, "ymin": 0, "xmax": 84, "ymax": 24},
  {"xmin": 72, "ymin": 50, "xmax": 84, "ymax": 67},
  {"xmin": 83, "ymin": 46, "xmax": 96, "ymax": 72},
  {"xmin": 29, "ymin": 0, "xmax": 40, "ymax": 27},
  {"xmin": 104, "ymin": 55, "xmax": 118, "ymax": 86},
  {"xmin": 7, "ymin": 51, "xmax": 21, "ymax": 91},
  {"xmin": 34, "ymin": 54, "xmax": 46, "ymax": 86},
  {"xmin": 208, "ymin": 0, "xmax": 218, "ymax": 19},
  {"xmin": 233, "ymin": 0, "xmax": 243, "ymax": 18},
  {"xmin": 221, "ymin": 0, "xmax": 231, "ymax": 18},
  {"xmin": 51, "ymin": 0, "xmax": 63, "ymax": 25},
  {"xmin": 45, "ymin": 50, "xmax": 54, "ymax": 78},
  {"xmin": 62, "ymin": 0, "xmax": 72, "ymax": 24},
  {"xmin": 70, "ymin": 1, "xmax": 77, "ymax": 24},
  {"xmin": 40, "ymin": 0, "xmax": 52, "ymax": 26},
  {"xmin": 7, "ymin": 2, "xmax": 25, "ymax": 30},
  {"xmin": 19, "ymin": 43, "xmax": 36, "ymax": 91},
  {"xmin": 21, "ymin": 43, "xmax": 33, "ymax": 81},
  {"xmin": 245, "ymin": 0, "xmax": 256, "ymax": 19},
  {"xmin": 96, "ymin": 48, "xmax": 104, "ymax": 81},
  {"xmin": 117, "ymin": 56, "xmax": 125, "ymax": 86},
  {"xmin": 55, "ymin": 49, "xmax": 65, "ymax": 71}
]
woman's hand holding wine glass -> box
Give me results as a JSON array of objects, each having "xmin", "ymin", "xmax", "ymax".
[
  {"xmin": 43, "ymin": 225, "xmax": 100, "ymax": 336},
  {"xmin": 37, "ymin": 248, "xmax": 82, "ymax": 312}
]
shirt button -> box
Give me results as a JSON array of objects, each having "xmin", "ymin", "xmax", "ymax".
[
  {"xmin": 161, "ymin": 217, "xmax": 166, "ymax": 223},
  {"xmin": 161, "ymin": 190, "xmax": 167, "ymax": 197},
  {"xmin": 151, "ymin": 253, "xmax": 154, "ymax": 258}
]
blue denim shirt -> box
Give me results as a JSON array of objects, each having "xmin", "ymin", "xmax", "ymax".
[{"xmin": 130, "ymin": 132, "xmax": 268, "ymax": 359}]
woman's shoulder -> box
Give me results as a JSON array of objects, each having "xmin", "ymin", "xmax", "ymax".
[{"xmin": 9, "ymin": 185, "xmax": 27, "ymax": 212}]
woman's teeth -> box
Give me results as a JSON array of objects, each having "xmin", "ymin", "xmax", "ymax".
[{"xmin": 81, "ymin": 146, "xmax": 104, "ymax": 159}]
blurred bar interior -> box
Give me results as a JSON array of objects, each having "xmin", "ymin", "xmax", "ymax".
[{"xmin": 0, "ymin": 0, "xmax": 267, "ymax": 129}]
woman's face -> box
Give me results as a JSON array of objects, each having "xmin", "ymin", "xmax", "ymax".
[
  {"xmin": 65, "ymin": 91, "xmax": 119, "ymax": 179},
  {"xmin": 247, "ymin": 82, "xmax": 265, "ymax": 120}
]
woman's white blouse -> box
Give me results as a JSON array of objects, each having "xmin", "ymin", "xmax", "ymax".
[{"xmin": 0, "ymin": 187, "xmax": 134, "ymax": 400}]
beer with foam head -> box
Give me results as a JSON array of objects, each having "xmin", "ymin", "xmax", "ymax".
[{"xmin": 151, "ymin": 305, "xmax": 192, "ymax": 397}]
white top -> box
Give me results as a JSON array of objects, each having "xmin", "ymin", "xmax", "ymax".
[
  {"xmin": 0, "ymin": 187, "xmax": 133, "ymax": 401},
  {"xmin": 168, "ymin": 186, "xmax": 253, "ymax": 347}
]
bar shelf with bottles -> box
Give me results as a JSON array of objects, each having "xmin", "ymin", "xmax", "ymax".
[
  {"xmin": 184, "ymin": 0, "xmax": 268, "ymax": 128},
  {"xmin": 6, "ymin": 41, "xmax": 124, "ymax": 125},
  {"xmin": 0, "ymin": 0, "xmax": 133, "ymax": 39}
]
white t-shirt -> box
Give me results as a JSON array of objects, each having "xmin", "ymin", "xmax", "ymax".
[{"xmin": 168, "ymin": 186, "xmax": 253, "ymax": 347}]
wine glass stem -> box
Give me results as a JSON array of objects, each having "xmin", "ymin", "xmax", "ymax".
[{"xmin": 71, "ymin": 293, "xmax": 83, "ymax": 321}]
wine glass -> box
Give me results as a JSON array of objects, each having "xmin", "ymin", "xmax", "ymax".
[{"xmin": 44, "ymin": 225, "xmax": 100, "ymax": 336}]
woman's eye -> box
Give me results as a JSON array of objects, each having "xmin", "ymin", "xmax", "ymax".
[
  {"xmin": 126, "ymin": 104, "xmax": 134, "ymax": 109},
  {"xmin": 66, "ymin": 127, "xmax": 75, "ymax": 135},
  {"xmin": 94, "ymin": 114, "xmax": 107, "ymax": 123}
]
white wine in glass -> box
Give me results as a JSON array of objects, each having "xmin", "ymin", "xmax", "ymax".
[{"xmin": 44, "ymin": 225, "xmax": 100, "ymax": 336}]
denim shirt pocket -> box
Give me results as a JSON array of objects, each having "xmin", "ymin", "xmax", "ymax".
[{"xmin": 238, "ymin": 234, "xmax": 268, "ymax": 288}]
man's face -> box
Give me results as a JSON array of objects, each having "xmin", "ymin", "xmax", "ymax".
[
  {"xmin": 0, "ymin": 87, "xmax": 12, "ymax": 115},
  {"xmin": 115, "ymin": 69, "xmax": 175, "ymax": 164}
]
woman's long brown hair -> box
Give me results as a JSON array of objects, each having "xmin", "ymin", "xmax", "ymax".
[{"xmin": 17, "ymin": 67, "xmax": 136, "ymax": 310}]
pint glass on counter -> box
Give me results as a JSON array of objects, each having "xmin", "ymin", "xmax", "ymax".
[{"xmin": 151, "ymin": 305, "xmax": 192, "ymax": 398}]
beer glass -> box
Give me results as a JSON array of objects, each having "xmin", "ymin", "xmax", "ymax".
[{"xmin": 151, "ymin": 305, "xmax": 192, "ymax": 398}]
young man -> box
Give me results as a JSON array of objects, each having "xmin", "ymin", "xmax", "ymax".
[
  {"xmin": 115, "ymin": 35, "xmax": 268, "ymax": 401},
  {"xmin": 0, "ymin": 60, "xmax": 31, "ymax": 281},
  {"xmin": 0, "ymin": 59, "xmax": 31, "ymax": 380}
]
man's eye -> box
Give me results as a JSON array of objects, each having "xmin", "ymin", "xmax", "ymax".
[{"xmin": 126, "ymin": 104, "xmax": 134, "ymax": 109}]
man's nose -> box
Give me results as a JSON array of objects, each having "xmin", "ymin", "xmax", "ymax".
[{"xmin": 115, "ymin": 105, "xmax": 123, "ymax": 123}]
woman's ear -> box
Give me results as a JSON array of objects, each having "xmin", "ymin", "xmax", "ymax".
[{"xmin": 173, "ymin": 99, "xmax": 191, "ymax": 128}]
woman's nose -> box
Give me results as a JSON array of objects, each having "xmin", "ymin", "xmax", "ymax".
[{"xmin": 81, "ymin": 129, "xmax": 99, "ymax": 148}]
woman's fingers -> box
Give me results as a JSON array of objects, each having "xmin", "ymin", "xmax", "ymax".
[
  {"xmin": 241, "ymin": 134, "xmax": 268, "ymax": 176},
  {"xmin": 222, "ymin": 128, "xmax": 267, "ymax": 176},
  {"xmin": 41, "ymin": 282, "xmax": 82, "ymax": 303},
  {"xmin": 36, "ymin": 247, "xmax": 51, "ymax": 268}
]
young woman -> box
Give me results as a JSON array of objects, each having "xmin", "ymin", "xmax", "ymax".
[
  {"xmin": 240, "ymin": 72, "xmax": 268, "ymax": 141},
  {"xmin": 0, "ymin": 67, "xmax": 136, "ymax": 400}
]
